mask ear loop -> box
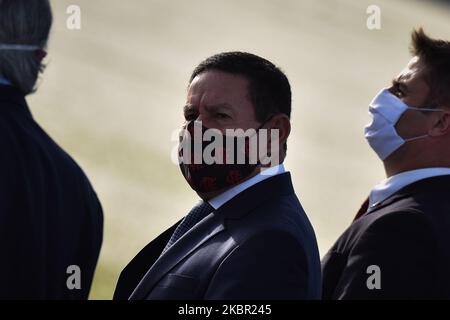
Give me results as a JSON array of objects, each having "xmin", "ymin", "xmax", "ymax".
[
  {"xmin": 407, "ymin": 107, "xmax": 445, "ymax": 112},
  {"xmin": 0, "ymin": 44, "xmax": 47, "ymax": 62},
  {"xmin": 404, "ymin": 134, "xmax": 429, "ymax": 142},
  {"xmin": 403, "ymin": 108, "xmax": 446, "ymax": 142},
  {"xmin": 0, "ymin": 44, "xmax": 40, "ymax": 50}
]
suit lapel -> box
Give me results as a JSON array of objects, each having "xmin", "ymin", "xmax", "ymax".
[
  {"xmin": 129, "ymin": 211, "xmax": 225, "ymax": 300},
  {"xmin": 127, "ymin": 172, "xmax": 295, "ymax": 300}
]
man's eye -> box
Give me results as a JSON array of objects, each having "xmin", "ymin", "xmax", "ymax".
[
  {"xmin": 392, "ymin": 83, "xmax": 406, "ymax": 98},
  {"xmin": 396, "ymin": 89, "xmax": 405, "ymax": 98}
]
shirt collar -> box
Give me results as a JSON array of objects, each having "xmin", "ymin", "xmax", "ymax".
[
  {"xmin": 208, "ymin": 164, "xmax": 286, "ymax": 210},
  {"xmin": 369, "ymin": 167, "xmax": 450, "ymax": 209}
]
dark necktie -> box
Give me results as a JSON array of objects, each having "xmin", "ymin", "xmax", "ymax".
[
  {"xmin": 353, "ymin": 197, "xmax": 370, "ymax": 222},
  {"xmin": 162, "ymin": 200, "xmax": 214, "ymax": 254}
]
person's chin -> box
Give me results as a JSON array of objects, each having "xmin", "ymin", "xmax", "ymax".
[{"xmin": 196, "ymin": 187, "xmax": 230, "ymax": 201}]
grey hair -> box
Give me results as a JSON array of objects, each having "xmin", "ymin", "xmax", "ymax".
[{"xmin": 0, "ymin": 0, "xmax": 52, "ymax": 95}]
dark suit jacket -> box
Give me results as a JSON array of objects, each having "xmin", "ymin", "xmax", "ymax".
[
  {"xmin": 114, "ymin": 172, "xmax": 321, "ymax": 300},
  {"xmin": 322, "ymin": 175, "xmax": 450, "ymax": 299},
  {"xmin": 0, "ymin": 85, "xmax": 103, "ymax": 299}
]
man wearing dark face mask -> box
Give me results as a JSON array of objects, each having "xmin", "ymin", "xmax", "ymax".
[
  {"xmin": 322, "ymin": 29, "xmax": 450, "ymax": 299},
  {"xmin": 114, "ymin": 52, "xmax": 321, "ymax": 300}
]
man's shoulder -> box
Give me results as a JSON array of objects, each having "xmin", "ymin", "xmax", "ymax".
[
  {"xmin": 356, "ymin": 185, "xmax": 450, "ymax": 239},
  {"xmin": 330, "ymin": 206, "xmax": 434, "ymax": 256},
  {"xmin": 226, "ymin": 191, "xmax": 317, "ymax": 251},
  {"xmin": 0, "ymin": 106, "xmax": 95, "ymax": 194}
]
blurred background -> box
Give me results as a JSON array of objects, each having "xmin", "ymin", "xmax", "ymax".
[{"xmin": 29, "ymin": 0, "xmax": 450, "ymax": 299}]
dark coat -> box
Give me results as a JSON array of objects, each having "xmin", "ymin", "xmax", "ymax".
[
  {"xmin": 0, "ymin": 85, "xmax": 103, "ymax": 299},
  {"xmin": 322, "ymin": 175, "xmax": 450, "ymax": 299},
  {"xmin": 114, "ymin": 172, "xmax": 321, "ymax": 300}
]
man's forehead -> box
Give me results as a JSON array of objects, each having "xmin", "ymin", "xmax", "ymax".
[
  {"xmin": 407, "ymin": 56, "xmax": 420, "ymax": 68},
  {"xmin": 186, "ymin": 91, "xmax": 224, "ymax": 105},
  {"xmin": 190, "ymin": 71, "xmax": 247, "ymax": 88},
  {"xmin": 396, "ymin": 56, "xmax": 426, "ymax": 82},
  {"xmin": 187, "ymin": 71, "xmax": 250, "ymax": 104}
]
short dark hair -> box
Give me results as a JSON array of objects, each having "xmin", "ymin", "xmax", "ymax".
[
  {"xmin": 410, "ymin": 28, "xmax": 450, "ymax": 108},
  {"xmin": 189, "ymin": 52, "xmax": 291, "ymax": 123},
  {"xmin": 0, "ymin": 0, "xmax": 53, "ymax": 95}
]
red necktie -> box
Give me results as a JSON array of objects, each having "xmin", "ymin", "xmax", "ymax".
[{"xmin": 353, "ymin": 197, "xmax": 369, "ymax": 222}]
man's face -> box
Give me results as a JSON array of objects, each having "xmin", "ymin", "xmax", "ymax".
[
  {"xmin": 184, "ymin": 70, "xmax": 261, "ymax": 131},
  {"xmin": 181, "ymin": 70, "xmax": 265, "ymax": 198},
  {"xmin": 391, "ymin": 56, "xmax": 436, "ymax": 140}
]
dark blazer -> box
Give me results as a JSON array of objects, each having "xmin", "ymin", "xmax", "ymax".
[
  {"xmin": 322, "ymin": 175, "xmax": 450, "ymax": 299},
  {"xmin": 114, "ymin": 172, "xmax": 321, "ymax": 300},
  {"xmin": 0, "ymin": 85, "xmax": 103, "ymax": 299}
]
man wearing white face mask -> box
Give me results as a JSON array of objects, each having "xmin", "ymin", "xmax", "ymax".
[
  {"xmin": 0, "ymin": 0, "xmax": 103, "ymax": 299},
  {"xmin": 322, "ymin": 28, "xmax": 450, "ymax": 299}
]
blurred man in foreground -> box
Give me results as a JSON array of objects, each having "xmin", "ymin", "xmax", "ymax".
[
  {"xmin": 114, "ymin": 52, "xmax": 321, "ymax": 300},
  {"xmin": 0, "ymin": 0, "xmax": 103, "ymax": 299},
  {"xmin": 322, "ymin": 29, "xmax": 450, "ymax": 299}
]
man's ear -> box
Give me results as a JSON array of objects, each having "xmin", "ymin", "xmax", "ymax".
[
  {"xmin": 269, "ymin": 114, "xmax": 291, "ymax": 146},
  {"xmin": 259, "ymin": 114, "xmax": 290, "ymax": 167},
  {"xmin": 268, "ymin": 114, "xmax": 291, "ymax": 164},
  {"xmin": 429, "ymin": 110, "xmax": 450, "ymax": 137}
]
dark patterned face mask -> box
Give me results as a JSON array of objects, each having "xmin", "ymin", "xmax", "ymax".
[{"xmin": 178, "ymin": 120, "xmax": 267, "ymax": 193}]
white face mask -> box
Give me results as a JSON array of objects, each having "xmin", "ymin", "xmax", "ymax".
[{"xmin": 364, "ymin": 88, "xmax": 444, "ymax": 161}]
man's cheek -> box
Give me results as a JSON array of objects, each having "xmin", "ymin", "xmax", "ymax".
[
  {"xmin": 396, "ymin": 115, "xmax": 422, "ymax": 139},
  {"xmin": 394, "ymin": 115, "xmax": 405, "ymax": 135}
]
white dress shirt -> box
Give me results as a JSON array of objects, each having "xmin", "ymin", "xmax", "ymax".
[
  {"xmin": 208, "ymin": 164, "xmax": 286, "ymax": 210},
  {"xmin": 369, "ymin": 167, "xmax": 450, "ymax": 208}
]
